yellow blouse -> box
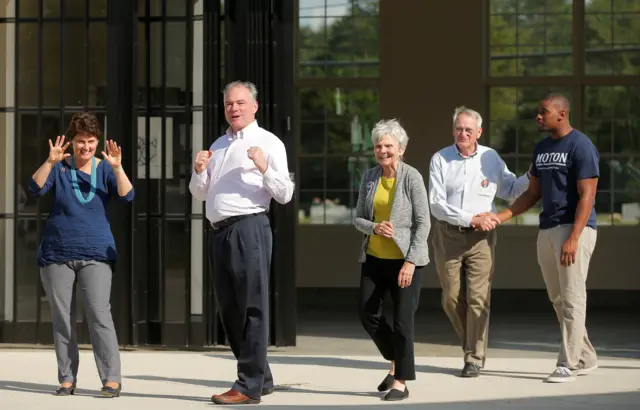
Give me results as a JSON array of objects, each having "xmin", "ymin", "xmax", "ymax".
[{"xmin": 366, "ymin": 177, "xmax": 404, "ymax": 260}]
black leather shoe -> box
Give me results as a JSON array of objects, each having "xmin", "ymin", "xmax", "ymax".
[
  {"xmin": 460, "ymin": 362, "xmax": 481, "ymax": 378},
  {"xmin": 262, "ymin": 386, "xmax": 275, "ymax": 396},
  {"xmin": 54, "ymin": 383, "xmax": 76, "ymax": 396},
  {"xmin": 382, "ymin": 386, "xmax": 409, "ymax": 401},
  {"xmin": 377, "ymin": 374, "xmax": 394, "ymax": 392},
  {"xmin": 100, "ymin": 383, "xmax": 122, "ymax": 398}
]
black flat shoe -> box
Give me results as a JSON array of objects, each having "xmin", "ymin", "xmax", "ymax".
[
  {"xmin": 382, "ymin": 386, "xmax": 409, "ymax": 401},
  {"xmin": 54, "ymin": 383, "xmax": 76, "ymax": 396},
  {"xmin": 100, "ymin": 383, "xmax": 122, "ymax": 398},
  {"xmin": 377, "ymin": 374, "xmax": 395, "ymax": 392}
]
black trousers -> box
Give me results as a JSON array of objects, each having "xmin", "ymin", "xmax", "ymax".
[
  {"xmin": 358, "ymin": 255, "xmax": 423, "ymax": 380},
  {"xmin": 209, "ymin": 213, "xmax": 273, "ymax": 399}
]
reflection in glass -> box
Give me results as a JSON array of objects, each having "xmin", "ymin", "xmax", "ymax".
[
  {"xmin": 585, "ymin": 86, "xmax": 640, "ymax": 154},
  {"xmin": 489, "ymin": 87, "xmax": 572, "ymax": 153},
  {"xmin": 489, "ymin": 2, "xmax": 573, "ymax": 77},
  {"xmin": 17, "ymin": 23, "xmax": 38, "ymax": 107},
  {"xmin": 298, "ymin": 1, "xmax": 379, "ymax": 78},
  {"xmin": 585, "ymin": 4, "xmax": 640, "ymax": 75},
  {"xmin": 42, "ymin": 23, "xmax": 61, "ymax": 107},
  {"xmin": 299, "ymin": 157, "xmax": 323, "ymax": 190},
  {"xmin": 595, "ymin": 191, "xmax": 612, "ymax": 226}
]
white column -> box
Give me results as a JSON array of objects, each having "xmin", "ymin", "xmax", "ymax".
[
  {"xmin": 190, "ymin": 15, "xmax": 204, "ymax": 315},
  {"xmin": 1, "ymin": 0, "xmax": 15, "ymax": 322}
]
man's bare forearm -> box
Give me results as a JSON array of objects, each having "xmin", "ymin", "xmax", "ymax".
[
  {"xmin": 497, "ymin": 190, "xmax": 540, "ymax": 222},
  {"xmin": 570, "ymin": 189, "xmax": 595, "ymax": 240}
]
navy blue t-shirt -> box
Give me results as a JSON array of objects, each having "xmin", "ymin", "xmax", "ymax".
[
  {"xmin": 530, "ymin": 129, "xmax": 599, "ymax": 230},
  {"xmin": 28, "ymin": 159, "xmax": 135, "ymax": 267}
]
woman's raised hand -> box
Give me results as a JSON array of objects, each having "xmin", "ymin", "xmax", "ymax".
[{"xmin": 48, "ymin": 136, "xmax": 71, "ymax": 164}]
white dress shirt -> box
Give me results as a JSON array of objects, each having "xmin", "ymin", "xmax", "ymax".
[
  {"xmin": 428, "ymin": 143, "xmax": 530, "ymax": 227},
  {"xmin": 189, "ymin": 121, "xmax": 294, "ymax": 223}
]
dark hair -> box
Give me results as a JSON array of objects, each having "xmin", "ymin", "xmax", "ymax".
[{"xmin": 66, "ymin": 112, "xmax": 102, "ymax": 139}]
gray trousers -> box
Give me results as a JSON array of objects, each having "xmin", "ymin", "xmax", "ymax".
[{"xmin": 40, "ymin": 260, "xmax": 121, "ymax": 385}]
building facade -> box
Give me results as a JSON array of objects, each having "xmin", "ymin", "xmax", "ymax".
[{"xmin": 1, "ymin": 0, "xmax": 638, "ymax": 347}]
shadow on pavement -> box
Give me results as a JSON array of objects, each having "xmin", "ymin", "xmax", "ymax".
[{"xmin": 0, "ymin": 380, "xmax": 209, "ymax": 402}]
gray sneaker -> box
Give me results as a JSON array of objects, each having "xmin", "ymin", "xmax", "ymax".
[
  {"xmin": 545, "ymin": 366, "xmax": 575, "ymax": 383},
  {"xmin": 577, "ymin": 363, "xmax": 598, "ymax": 376}
]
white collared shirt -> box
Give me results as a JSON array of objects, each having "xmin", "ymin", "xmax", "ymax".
[
  {"xmin": 428, "ymin": 143, "xmax": 530, "ymax": 227},
  {"xmin": 188, "ymin": 121, "xmax": 294, "ymax": 223}
]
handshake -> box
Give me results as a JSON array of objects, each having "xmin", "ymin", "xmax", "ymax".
[{"xmin": 471, "ymin": 212, "xmax": 501, "ymax": 231}]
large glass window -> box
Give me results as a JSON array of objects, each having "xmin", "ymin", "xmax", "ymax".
[
  {"xmin": 296, "ymin": 0, "xmax": 380, "ymax": 224},
  {"xmin": 488, "ymin": 1, "xmax": 640, "ymax": 226}
]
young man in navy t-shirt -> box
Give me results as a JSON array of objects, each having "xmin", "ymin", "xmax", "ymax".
[{"xmin": 492, "ymin": 94, "xmax": 600, "ymax": 383}]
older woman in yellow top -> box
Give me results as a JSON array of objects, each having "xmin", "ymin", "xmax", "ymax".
[{"xmin": 354, "ymin": 119, "xmax": 431, "ymax": 401}]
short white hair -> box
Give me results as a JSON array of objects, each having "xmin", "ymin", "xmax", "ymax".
[
  {"xmin": 370, "ymin": 118, "xmax": 409, "ymax": 149},
  {"xmin": 223, "ymin": 81, "xmax": 258, "ymax": 101},
  {"xmin": 453, "ymin": 106, "xmax": 483, "ymax": 128}
]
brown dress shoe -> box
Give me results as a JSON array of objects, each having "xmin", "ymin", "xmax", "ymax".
[{"xmin": 211, "ymin": 389, "xmax": 260, "ymax": 405}]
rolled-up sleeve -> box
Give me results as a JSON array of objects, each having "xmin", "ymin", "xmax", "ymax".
[
  {"xmin": 406, "ymin": 170, "xmax": 431, "ymax": 265},
  {"xmin": 428, "ymin": 154, "xmax": 474, "ymax": 227},
  {"xmin": 263, "ymin": 139, "xmax": 294, "ymax": 205}
]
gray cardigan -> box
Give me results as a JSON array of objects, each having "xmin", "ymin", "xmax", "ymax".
[{"xmin": 353, "ymin": 162, "xmax": 431, "ymax": 266}]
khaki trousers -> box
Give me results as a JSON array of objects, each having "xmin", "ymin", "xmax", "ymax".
[
  {"xmin": 537, "ymin": 224, "xmax": 598, "ymax": 370},
  {"xmin": 434, "ymin": 221, "xmax": 496, "ymax": 366}
]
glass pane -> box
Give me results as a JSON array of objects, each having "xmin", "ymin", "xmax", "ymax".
[
  {"xmin": 165, "ymin": 113, "xmax": 189, "ymax": 214},
  {"xmin": 489, "ymin": 87, "xmax": 572, "ymax": 154},
  {"xmin": 166, "ymin": 22, "xmax": 188, "ymax": 106},
  {"xmin": 300, "ymin": 121, "xmax": 325, "ymax": 155},
  {"xmin": 90, "ymin": 0, "xmax": 108, "ymax": 17},
  {"xmin": 326, "ymin": 157, "xmax": 351, "ymax": 190},
  {"xmin": 489, "ymin": 4, "xmax": 573, "ymax": 77},
  {"xmin": 585, "ymin": 4, "xmax": 640, "ymax": 75},
  {"xmin": 299, "ymin": 157, "xmax": 323, "ymax": 190},
  {"xmin": 298, "ymin": 190, "xmax": 324, "ymax": 224},
  {"xmin": 613, "ymin": 191, "xmax": 640, "ymax": 226},
  {"xmin": 324, "ymin": 190, "xmax": 356, "ymax": 224},
  {"xmin": 298, "ymin": 1, "xmax": 379, "ymax": 78},
  {"xmin": 610, "ymin": 157, "xmax": 640, "ymax": 192},
  {"xmin": 164, "ymin": 220, "xmax": 188, "ymax": 323},
  {"xmin": 585, "ymin": 86, "xmax": 640, "ymax": 154},
  {"xmin": 64, "ymin": 0, "xmax": 85, "ymax": 17},
  {"xmin": 42, "ymin": 23, "xmax": 61, "ymax": 107},
  {"xmin": 17, "ymin": 23, "xmax": 38, "ymax": 107},
  {"xmin": 19, "ymin": 0, "xmax": 39, "ymax": 18},
  {"xmin": 64, "ymin": 23, "xmax": 84, "ymax": 106},
  {"xmin": 595, "ymin": 191, "xmax": 613, "ymax": 225},
  {"xmin": 88, "ymin": 23, "xmax": 108, "ymax": 107},
  {"xmin": 15, "ymin": 217, "xmax": 40, "ymax": 321}
]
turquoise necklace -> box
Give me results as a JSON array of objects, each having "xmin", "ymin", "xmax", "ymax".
[{"xmin": 71, "ymin": 156, "xmax": 97, "ymax": 204}]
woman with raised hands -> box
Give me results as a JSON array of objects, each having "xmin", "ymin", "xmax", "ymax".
[{"xmin": 29, "ymin": 112, "xmax": 134, "ymax": 398}]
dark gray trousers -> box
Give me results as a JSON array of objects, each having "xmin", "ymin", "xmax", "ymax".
[
  {"xmin": 40, "ymin": 260, "xmax": 122, "ymax": 385},
  {"xmin": 209, "ymin": 213, "xmax": 273, "ymax": 400}
]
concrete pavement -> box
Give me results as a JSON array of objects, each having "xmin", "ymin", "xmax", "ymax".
[{"xmin": 0, "ymin": 350, "xmax": 638, "ymax": 409}]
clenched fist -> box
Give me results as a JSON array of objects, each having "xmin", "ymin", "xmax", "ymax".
[
  {"xmin": 247, "ymin": 146, "xmax": 268, "ymax": 174},
  {"xmin": 194, "ymin": 150, "xmax": 213, "ymax": 174}
]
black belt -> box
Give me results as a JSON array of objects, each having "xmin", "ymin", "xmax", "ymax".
[
  {"xmin": 438, "ymin": 220, "xmax": 474, "ymax": 233},
  {"xmin": 210, "ymin": 212, "xmax": 266, "ymax": 232}
]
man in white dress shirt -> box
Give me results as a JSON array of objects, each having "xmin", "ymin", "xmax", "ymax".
[
  {"xmin": 189, "ymin": 81, "xmax": 294, "ymax": 405},
  {"xmin": 428, "ymin": 106, "xmax": 530, "ymax": 378}
]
